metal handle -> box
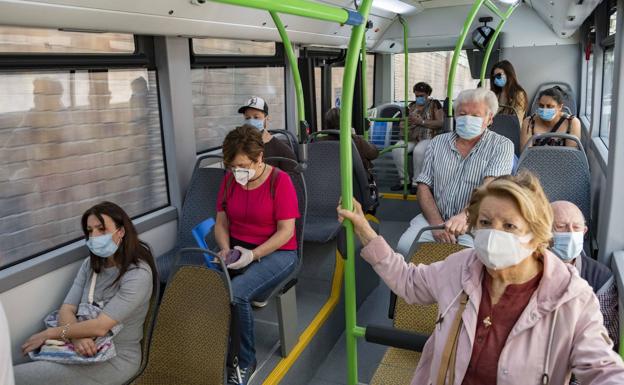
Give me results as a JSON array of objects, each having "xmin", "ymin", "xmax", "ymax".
[
  {"xmin": 177, "ymin": 247, "xmax": 233, "ymax": 303},
  {"xmin": 415, "ymin": 224, "xmax": 446, "ymax": 243},
  {"xmin": 521, "ymin": 133, "xmax": 585, "ymax": 154}
]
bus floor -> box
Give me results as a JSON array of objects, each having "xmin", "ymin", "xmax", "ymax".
[
  {"xmin": 308, "ymin": 220, "xmax": 409, "ymax": 385},
  {"xmin": 248, "ymin": 198, "xmax": 418, "ymax": 384}
]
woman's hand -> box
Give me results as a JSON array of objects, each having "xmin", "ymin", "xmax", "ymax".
[
  {"xmin": 337, "ymin": 198, "xmax": 378, "ymax": 246},
  {"xmin": 445, "ymin": 212, "xmax": 468, "ymax": 237},
  {"xmin": 73, "ymin": 338, "xmax": 97, "ymax": 357},
  {"xmin": 217, "ymin": 248, "xmax": 230, "ymax": 260},
  {"xmin": 22, "ymin": 329, "xmax": 51, "ymax": 355},
  {"xmin": 227, "ymin": 246, "xmax": 254, "ymax": 270}
]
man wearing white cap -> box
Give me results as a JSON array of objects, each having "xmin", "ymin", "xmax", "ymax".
[{"xmin": 238, "ymin": 96, "xmax": 297, "ymax": 171}]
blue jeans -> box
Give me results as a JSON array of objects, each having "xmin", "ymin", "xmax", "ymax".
[{"xmin": 230, "ymin": 249, "xmax": 297, "ymax": 368}]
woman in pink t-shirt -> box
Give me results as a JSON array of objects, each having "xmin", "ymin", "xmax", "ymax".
[{"xmin": 215, "ymin": 125, "xmax": 299, "ymax": 384}]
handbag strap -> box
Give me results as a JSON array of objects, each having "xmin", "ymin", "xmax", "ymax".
[
  {"xmin": 436, "ymin": 291, "xmax": 469, "ymax": 385},
  {"xmin": 88, "ymin": 272, "xmax": 97, "ymax": 305}
]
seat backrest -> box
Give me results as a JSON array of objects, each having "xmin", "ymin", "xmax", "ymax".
[
  {"xmin": 309, "ymin": 131, "xmax": 378, "ymax": 212},
  {"xmin": 304, "ymin": 141, "xmax": 344, "ymax": 219},
  {"xmin": 376, "ymin": 103, "xmax": 404, "ymax": 145},
  {"xmin": 259, "ymin": 157, "xmax": 307, "ymax": 300},
  {"xmin": 132, "ymin": 265, "xmax": 231, "ymax": 385},
  {"xmin": 393, "ymin": 243, "xmax": 466, "ymax": 333},
  {"xmin": 178, "ymin": 156, "xmax": 225, "ymax": 254},
  {"xmin": 490, "ymin": 114, "xmax": 521, "ymax": 157},
  {"xmin": 518, "ymin": 134, "xmax": 590, "ymax": 221},
  {"xmin": 268, "ymin": 129, "xmax": 300, "ymax": 161},
  {"xmin": 530, "ymin": 82, "xmax": 577, "ymax": 116}
]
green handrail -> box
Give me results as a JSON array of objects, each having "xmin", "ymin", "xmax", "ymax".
[
  {"xmin": 478, "ymin": 2, "xmax": 519, "ymax": 84},
  {"xmin": 205, "ymin": 0, "xmax": 364, "ymax": 26},
  {"xmin": 270, "ymin": 11, "xmax": 306, "ymax": 130},
  {"xmin": 447, "ymin": 0, "xmax": 519, "ymax": 115},
  {"xmin": 399, "ymin": 16, "xmax": 410, "ymax": 197},
  {"xmin": 446, "ymin": 0, "xmax": 486, "ymax": 117},
  {"xmin": 339, "ymin": 0, "xmax": 373, "ymax": 383}
]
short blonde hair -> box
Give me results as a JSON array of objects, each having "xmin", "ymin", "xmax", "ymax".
[{"xmin": 467, "ymin": 171, "xmax": 553, "ymax": 254}]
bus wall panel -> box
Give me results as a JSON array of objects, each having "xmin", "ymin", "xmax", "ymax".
[
  {"xmin": 1, "ymin": 219, "xmax": 177, "ymax": 364},
  {"xmin": 501, "ymin": 44, "xmax": 580, "ymax": 107}
]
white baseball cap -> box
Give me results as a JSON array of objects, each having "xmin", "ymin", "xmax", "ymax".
[{"xmin": 238, "ymin": 96, "xmax": 269, "ymax": 115}]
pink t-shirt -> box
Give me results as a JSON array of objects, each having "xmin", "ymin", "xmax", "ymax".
[{"xmin": 216, "ymin": 168, "xmax": 299, "ymax": 250}]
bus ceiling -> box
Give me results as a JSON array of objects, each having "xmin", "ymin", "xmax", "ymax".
[{"xmin": 0, "ymin": 0, "xmax": 601, "ymax": 50}]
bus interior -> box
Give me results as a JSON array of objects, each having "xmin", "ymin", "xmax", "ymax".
[{"xmin": 0, "ymin": 0, "xmax": 623, "ymax": 384}]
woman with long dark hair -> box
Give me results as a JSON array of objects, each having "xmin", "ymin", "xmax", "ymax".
[
  {"xmin": 490, "ymin": 60, "xmax": 528, "ymax": 125},
  {"xmin": 15, "ymin": 202, "xmax": 157, "ymax": 385},
  {"xmin": 521, "ymin": 86, "xmax": 581, "ymax": 149}
]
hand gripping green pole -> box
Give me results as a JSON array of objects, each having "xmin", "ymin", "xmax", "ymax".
[
  {"xmin": 399, "ymin": 16, "xmax": 410, "ymax": 197},
  {"xmin": 446, "ymin": 0, "xmax": 487, "ymax": 117},
  {"xmin": 478, "ymin": 2, "xmax": 519, "ymax": 85},
  {"xmin": 340, "ymin": 0, "xmax": 373, "ymax": 384},
  {"xmin": 270, "ymin": 11, "xmax": 306, "ymax": 130}
]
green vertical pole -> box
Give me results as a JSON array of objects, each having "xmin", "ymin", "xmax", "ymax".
[
  {"xmin": 447, "ymin": 0, "xmax": 487, "ymax": 117},
  {"xmin": 399, "ymin": 16, "xmax": 409, "ymax": 197},
  {"xmin": 362, "ymin": 33, "xmax": 369, "ymax": 141},
  {"xmin": 271, "ymin": 11, "xmax": 306, "ymax": 129},
  {"xmin": 340, "ymin": 0, "xmax": 373, "ymax": 384},
  {"xmin": 478, "ymin": 3, "xmax": 518, "ymax": 85}
]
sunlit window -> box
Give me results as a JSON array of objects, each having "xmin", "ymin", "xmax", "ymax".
[
  {"xmin": 0, "ymin": 26, "xmax": 135, "ymax": 54},
  {"xmin": 600, "ymin": 47, "xmax": 614, "ymax": 147},
  {"xmin": 193, "ymin": 38, "xmax": 276, "ymax": 56},
  {"xmin": 192, "ymin": 67, "xmax": 286, "ymax": 152},
  {"xmin": 393, "ymin": 51, "xmax": 478, "ymax": 101},
  {"xmin": 0, "ymin": 69, "xmax": 168, "ymax": 267}
]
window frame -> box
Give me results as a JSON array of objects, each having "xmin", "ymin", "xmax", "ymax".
[
  {"xmin": 190, "ymin": 40, "xmax": 286, "ymax": 68},
  {"xmin": 0, "ymin": 35, "xmax": 155, "ymax": 69}
]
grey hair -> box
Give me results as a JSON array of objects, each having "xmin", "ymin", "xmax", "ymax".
[{"xmin": 453, "ymin": 88, "xmax": 499, "ymax": 116}]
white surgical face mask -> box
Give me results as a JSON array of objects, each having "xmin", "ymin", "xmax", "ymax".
[
  {"xmin": 551, "ymin": 231, "xmax": 584, "ymax": 261},
  {"xmin": 455, "ymin": 115, "xmax": 484, "ymax": 140},
  {"xmin": 86, "ymin": 228, "xmax": 121, "ymax": 258},
  {"xmin": 232, "ymin": 167, "xmax": 256, "ymax": 186},
  {"xmin": 474, "ymin": 229, "xmax": 534, "ymax": 270}
]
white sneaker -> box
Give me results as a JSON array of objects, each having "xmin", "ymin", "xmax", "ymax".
[{"xmin": 251, "ymin": 300, "xmax": 268, "ymax": 308}]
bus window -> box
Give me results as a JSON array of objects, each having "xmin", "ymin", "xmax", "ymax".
[
  {"xmin": 192, "ymin": 38, "xmax": 276, "ymax": 56},
  {"xmin": 191, "ymin": 67, "xmax": 286, "ymax": 152},
  {"xmin": 393, "ymin": 51, "xmax": 478, "ymax": 101},
  {"xmin": 0, "ymin": 26, "xmax": 134, "ymax": 54},
  {"xmin": 330, "ymin": 54, "xmax": 374, "ymax": 109},
  {"xmin": 600, "ymin": 47, "xmax": 614, "ymax": 147},
  {"xmin": 191, "ymin": 38, "xmax": 286, "ymax": 153},
  {"xmin": 0, "ymin": 69, "xmax": 168, "ymax": 268},
  {"xmin": 584, "ymin": 48, "xmax": 594, "ymax": 121}
]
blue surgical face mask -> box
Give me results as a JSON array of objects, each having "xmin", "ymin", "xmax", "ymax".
[
  {"xmin": 415, "ymin": 96, "xmax": 426, "ymax": 106},
  {"xmin": 537, "ymin": 107, "xmax": 557, "ymax": 121},
  {"xmin": 86, "ymin": 229, "xmax": 121, "ymax": 258},
  {"xmin": 245, "ymin": 118, "xmax": 265, "ymax": 131},
  {"xmin": 455, "ymin": 115, "xmax": 484, "ymax": 140},
  {"xmin": 493, "ymin": 75, "xmax": 507, "ymax": 88},
  {"xmin": 551, "ymin": 231, "xmax": 584, "ymax": 261}
]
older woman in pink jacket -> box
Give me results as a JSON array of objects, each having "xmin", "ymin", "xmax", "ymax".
[{"xmin": 338, "ymin": 171, "xmax": 624, "ymax": 385}]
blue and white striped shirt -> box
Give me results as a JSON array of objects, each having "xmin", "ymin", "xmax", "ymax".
[{"xmin": 416, "ymin": 130, "xmax": 514, "ymax": 220}]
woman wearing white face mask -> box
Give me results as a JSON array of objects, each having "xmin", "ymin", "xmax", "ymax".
[
  {"xmin": 215, "ymin": 125, "xmax": 299, "ymax": 384},
  {"xmin": 338, "ymin": 171, "xmax": 624, "ymax": 385},
  {"xmin": 15, "ymin": 202, "xmax": 157, "ymax": 385},
  {"xmin": 521, "ymin": 86, "xmax": 581, "ymax": 150}
]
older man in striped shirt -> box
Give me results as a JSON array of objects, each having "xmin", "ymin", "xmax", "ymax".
[{"xmin": 397, "ymin": 88, "xmax": 515, "ymax": 255}]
